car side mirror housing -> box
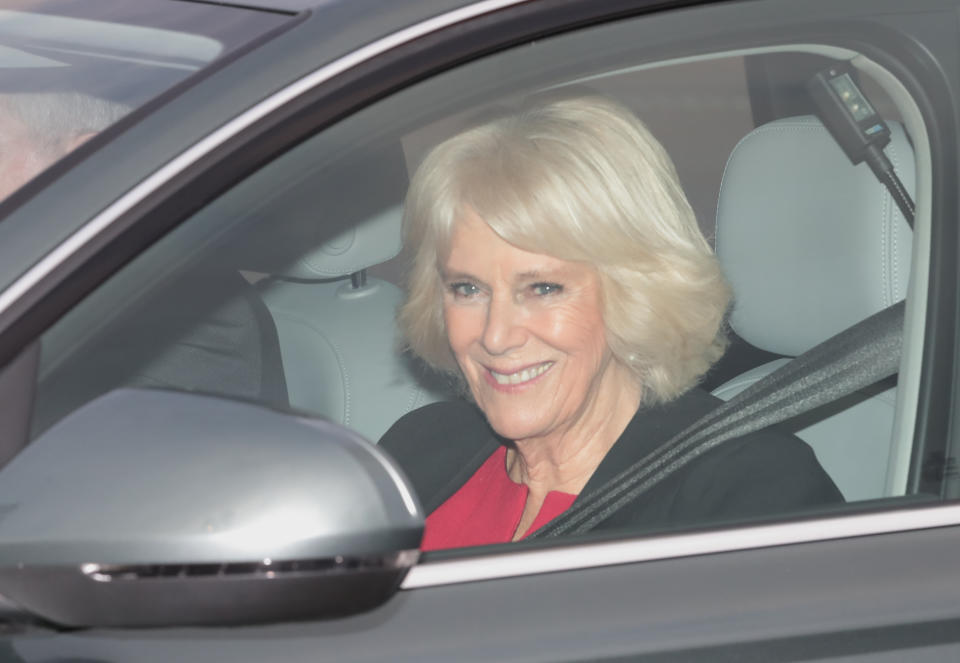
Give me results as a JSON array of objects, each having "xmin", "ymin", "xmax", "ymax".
[{"xmin": 0, "ymin": 389, "xmax": 424, "ymax": 628}]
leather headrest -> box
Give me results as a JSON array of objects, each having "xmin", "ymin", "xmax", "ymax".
[
  {"xmin": 716, "ymin": 115, "xmax": 914, "ymax": 356},
  {"xmin": 228, "ymin": 142, "xmax": 408, "ymax": 279}
]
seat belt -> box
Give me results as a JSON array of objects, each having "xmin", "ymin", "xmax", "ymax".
[{"xmin": 528, "ymin": 300, "xmax": 905, "ymax": 539}]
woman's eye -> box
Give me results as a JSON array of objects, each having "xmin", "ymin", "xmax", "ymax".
[
  {"xmin": 449, "ymin": 282, "xmax": 480, "ymax": 298},
  {"xmin": 531, "ymin": 282, "xmax": 563, "ymax": 297}
]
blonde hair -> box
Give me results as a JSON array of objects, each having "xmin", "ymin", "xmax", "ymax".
[{"xmin": 399, "ymin": 95, "xmax": 730, "ymax": 403}]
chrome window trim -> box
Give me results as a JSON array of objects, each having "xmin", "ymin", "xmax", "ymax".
[
  {"xmin": 80, "ymin": 549, "xmax": 420, "ymax": 582},
  {"xmin": 402, "ymin": 503, "xmax": 960, "ymax": 588},
  {"xmin": 0, "ymin": 0, "xmax": 532, "ymax": 319}
]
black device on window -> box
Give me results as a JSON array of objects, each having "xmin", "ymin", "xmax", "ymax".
[{"xmin": 807, "ymin": 65, "xmax": 915, "ymax": 226}]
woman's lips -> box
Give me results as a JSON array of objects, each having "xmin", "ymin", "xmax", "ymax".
[{"xmin": 484, "ymin": 361, "xmax": 555, "ymax": 389}]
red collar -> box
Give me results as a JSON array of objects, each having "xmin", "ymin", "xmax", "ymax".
[{"xmin": 422, "ymin": 446, "xmax": 577, "ymax": 551}]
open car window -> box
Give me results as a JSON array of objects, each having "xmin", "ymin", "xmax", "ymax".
[{"xmin": 26, "ymin": 0, "xmax": 946, "ymax": 559}]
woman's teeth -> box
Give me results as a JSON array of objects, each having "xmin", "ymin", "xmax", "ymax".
[{"xmin": 490, "ymin": 362, "xmax": 553, "ymax": 385}]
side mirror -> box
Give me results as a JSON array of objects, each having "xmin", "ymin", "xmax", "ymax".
[{"xmin": 0, "ymin": 389, "xmax": 424, "ymax": 627}]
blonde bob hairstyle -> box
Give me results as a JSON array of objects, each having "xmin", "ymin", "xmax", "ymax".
[{"xmin": 399, "ymin": 95, "xmax": 730, "ymax": 404}]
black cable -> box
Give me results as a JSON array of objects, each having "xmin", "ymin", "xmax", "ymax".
[
  {"xmin": 806, "ymin": 66, "xmax": 915, "ymax": 229},
  {"xmin": 865, "ymin": 144, "xmax": 915, "ymax": 226}
]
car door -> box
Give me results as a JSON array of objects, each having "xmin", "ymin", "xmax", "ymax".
[{"xmin": 1, "ymin": 0, "xmax": 960, "ymax": 660}]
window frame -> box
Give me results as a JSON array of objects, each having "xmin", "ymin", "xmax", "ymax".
[{"xmin": 1, "ymin": 0, "xmax": 958, "ymax": 577}]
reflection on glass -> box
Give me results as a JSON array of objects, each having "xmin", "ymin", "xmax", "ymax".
[
  {"xmin": 0, "ymin": 91, "xmax": 129, "ymax": 200},
  {"xmin": 0, "ymin": 0, "xmax": 286, "ymax": 202}
]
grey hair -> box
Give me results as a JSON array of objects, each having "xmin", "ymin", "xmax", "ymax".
[
  {"xmin": 1, "ymin": 92, "xmax": 130, "ymax": 156},
  {"xmin": 399, "ymin": 95, "xmax": 731, "ymax": 404}
]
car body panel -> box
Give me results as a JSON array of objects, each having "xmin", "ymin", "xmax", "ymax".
[
  {"xmin": 6, "ymin": 525, "xmax": 960, "ymax": 660},
  {"xmin": 0, "ymin": 0, "xmax": 958, "ymax": 659}
]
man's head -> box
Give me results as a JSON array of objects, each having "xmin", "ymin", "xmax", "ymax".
[{"xmin": 0, "ymin": 92, "xmax": 129, "ymax": 200}]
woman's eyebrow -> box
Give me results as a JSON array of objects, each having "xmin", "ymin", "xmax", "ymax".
[
  {"xmin": 517, "ymin": 270, "xmax": 544, "ymax": 280},
  {"xmin": 517, "ymin": 268, "xmax": 572, "ymax": 281},
  {"xmin": 441, "ymin": 269, "xmax": 480, "ymax": 282}
]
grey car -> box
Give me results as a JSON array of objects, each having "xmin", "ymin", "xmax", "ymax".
[{"xmin": 0, "ymin": 0, "xmax": 958, "ymax": 660}]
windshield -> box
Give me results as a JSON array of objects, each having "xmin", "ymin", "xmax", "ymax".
[{"xmin": 0, "ymin": 0, "xmax": 288, "ymax": 202}]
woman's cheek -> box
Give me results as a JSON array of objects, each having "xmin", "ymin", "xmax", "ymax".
[
  {"xmin": 444, "ymin": 301, "xmax": 485, "ymax": 354},
  {"xmin": 543, "ymin": 304, "xmax": 605, "ymax": 352}
]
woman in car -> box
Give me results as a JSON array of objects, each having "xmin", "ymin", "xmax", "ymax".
[{"xmin": 380, "ymin": 95, "xmax": 842, "ymax": 551}]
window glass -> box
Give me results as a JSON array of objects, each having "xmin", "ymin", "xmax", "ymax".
[
  {"xmin": 0, "ymin": 0, "xmax": 288, "ymax": 202},
  {"xmin": 30, "ymin": 9, "xmax": 934, "ymax": 554}
]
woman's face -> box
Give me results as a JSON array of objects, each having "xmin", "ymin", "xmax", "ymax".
[{"xmin": 442, "ymin": 210, "xmax": 631, "ymax": 443}]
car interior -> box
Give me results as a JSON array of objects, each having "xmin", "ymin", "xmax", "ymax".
[
  {"xmin": 27, "ymin": 34, "xmax": 930, "ymax": 541},
  {"xmin": 226, "ymin": 143, "xmax": 453, "ymax": 442},
  {"xmin": 711, "ymin": 114, "xmax": 914, "ymax": 501}
]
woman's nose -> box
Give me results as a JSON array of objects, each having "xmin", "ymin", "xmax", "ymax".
[{"xmin": 481, "ymin": 295, "xmax": 526, "ymax": 355}]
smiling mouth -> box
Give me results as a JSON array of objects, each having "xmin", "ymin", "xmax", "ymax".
[{"xmin": 488, "ymin": 361, "xmax": 554, "ymax": 386}]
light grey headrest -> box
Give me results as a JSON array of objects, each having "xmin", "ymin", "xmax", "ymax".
[
  {"xmin": 259, "ymin": 204, "xmax": 402, "ymax": 279},
  {"xmin": 716, "ymin": 115, "xmax": 914, "ymax": 356},
  {"xmin": 228, "ymin": 143, "xmax": 407, "ymax": 279}
]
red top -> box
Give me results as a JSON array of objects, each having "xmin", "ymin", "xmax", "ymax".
[{"xmin": 422, "ymin": 446, "xmax": 577, "ymax": 551}]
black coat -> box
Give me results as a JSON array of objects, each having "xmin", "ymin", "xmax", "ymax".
[{"xmin": 379, "ymin": 388, "xmax": 844, "ymax": 537}]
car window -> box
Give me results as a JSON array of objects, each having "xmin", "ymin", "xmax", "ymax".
[
  {"xmin": 26, "ymin": 3, "xmax": 942, "ymax": 556},
  {"xmin": 0, "ymin": 0, "xmax": 288, "ymax": 203}
]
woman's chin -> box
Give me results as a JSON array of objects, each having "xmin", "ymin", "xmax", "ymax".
[{"xmin": 483, "ymin": 411, "xmax": 552, "ymax": 443}]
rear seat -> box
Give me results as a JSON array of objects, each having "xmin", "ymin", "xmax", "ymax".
[
  {"xmin": 231, "ymin": 143, "xmax": 452, "ymax": 442},
  {"xmin": 257, "ymin": 204, "xmax": 450, "ymax": 442}
]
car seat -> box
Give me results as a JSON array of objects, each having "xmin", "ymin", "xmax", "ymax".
[
  {"xmin": 31, "ymin": 267, "xmax": 290, "ymax": 439},
  {"xmin": 220, "ymin": 142, "xmax": 453, "ymax": 443},
  {"xmin": 254, "ymin": 204, "xmax": 450, "ymax": 442},
  {"xmin": 712, "ymin": 115, "xmax": 914, "ymax": 501}
]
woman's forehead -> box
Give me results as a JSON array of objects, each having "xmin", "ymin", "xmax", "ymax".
[
  {"xmin": 447, "ymin": 208, "xmax": 538, "ymax": 256},
  {"xmin": 447, "ymin": 204, "xmax": 548, "ymax": 254},
  {"xmin": 443, "ymin": 211, "xmax": 594, "ymax": 278}
]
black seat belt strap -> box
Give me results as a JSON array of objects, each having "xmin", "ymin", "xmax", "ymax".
[{"xmin": 529, "ymin": 300, "xmax": 905, "ymax": 539}]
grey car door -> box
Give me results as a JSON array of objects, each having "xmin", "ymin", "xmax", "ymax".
[{"xmin": 1, "ymin": 0, "xmax": 960, "ymax": 660}]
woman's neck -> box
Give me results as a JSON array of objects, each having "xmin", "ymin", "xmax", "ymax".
[{"xmin": 506, "ymin": 364, "xmax": 642, "ymax": 497}]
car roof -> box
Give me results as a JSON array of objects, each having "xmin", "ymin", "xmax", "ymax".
[
  {"xmin": 188, "ymin": 0, "xmax": 477, "ymax": 15},
  {"xmin": 222, "ymin": 0, "xmax": 352, "ymax": 10}
]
